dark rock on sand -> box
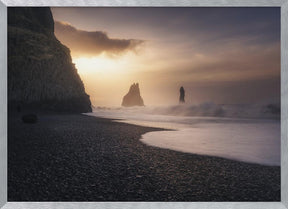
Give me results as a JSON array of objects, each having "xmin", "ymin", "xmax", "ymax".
[
  {"xmin": 22, "ymin": 114, "xmax": 38, "ymax": 123},
  {"xmin": 122, "ymin": 83, "xmax": 144, "ymax": 107},
  {"xmin": 8, "ymin": 7, "xmax": 92, "ymax": 113}
]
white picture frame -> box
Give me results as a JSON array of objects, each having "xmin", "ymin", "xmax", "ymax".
[{"xmin": 0, "ymin": 0, "xmax": 287, "ymax": 208}]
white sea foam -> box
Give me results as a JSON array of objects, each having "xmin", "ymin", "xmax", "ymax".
[
  {"xmin": 91, "ymin": 103, "xmax": 280, "ymax": 119},
  {"xmin": 140, "ymin": 122, "xmax": 280, "ymax": 166},
  {"xmin": 85, "ymin": 103, "xmax": 280, "ymax": 166}
]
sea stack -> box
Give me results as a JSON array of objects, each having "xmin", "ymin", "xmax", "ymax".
[
  {"xmin": 122, "ymin": 83, "xmax": 144, "ymax": 107},
  {"xmin": 179, "ymin": 86, "xmax": 185, "ymax": 103},
  {"xmin": 8, "ymin": 7, "xmax": 92, "ymax": 113}
]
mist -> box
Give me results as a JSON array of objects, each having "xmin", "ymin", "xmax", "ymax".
[{"xmin": 52, "ymin": 7, "xmax": 280, "ymax": 107}]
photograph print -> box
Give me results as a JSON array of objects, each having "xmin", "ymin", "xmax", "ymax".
[{"xmin": 8, "ymin": 7, "xmax": 280, "ymax": 201}]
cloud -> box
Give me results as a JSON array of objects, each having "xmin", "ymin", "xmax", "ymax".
[
  {"xmin": 54, "ymin": 21, "xmax": 144, "ymax": 57},
  {"xmin": 138, "ymin": 40, "xmax": 280, "ymax": 86}
]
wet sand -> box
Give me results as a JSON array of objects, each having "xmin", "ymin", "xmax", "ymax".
[{"xmin": 8, "ymin": 113, "xmax": 280, "ymax": 201}]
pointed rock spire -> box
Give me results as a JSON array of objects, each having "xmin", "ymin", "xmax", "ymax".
[{"xmin": 122, "ymin": 83, "xmax": 144, "ymax": 107}]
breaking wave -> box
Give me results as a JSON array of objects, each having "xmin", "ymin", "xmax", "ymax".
[{"xmin": 94, "ymin": 102, "xmax": 280, "ymax": 119}]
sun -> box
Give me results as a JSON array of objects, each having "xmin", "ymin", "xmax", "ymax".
[
  {"xmin": 72, "ymin": 52, "xmax": 142, "ymax": 79},
  {"xmin": 73, "ymin": 54, "xmax": 132, "ymax": 75}
]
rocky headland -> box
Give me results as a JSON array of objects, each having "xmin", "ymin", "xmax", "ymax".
[{"xmin": 8, "ymin": 7, "xmax": 91, "ymax": 113}]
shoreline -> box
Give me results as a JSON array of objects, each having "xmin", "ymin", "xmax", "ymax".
[
  {"xmin": 8, "ymin": 113, "xmax": 280, "ymax": 201},
  {"xmin": 86, "ymin": 113, "xmax": 280, "ymax": 167}
]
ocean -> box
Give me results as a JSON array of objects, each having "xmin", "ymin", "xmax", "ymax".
[{"xmin": 85, "ymin": 103, "xmax": 280, "ymax": 166}]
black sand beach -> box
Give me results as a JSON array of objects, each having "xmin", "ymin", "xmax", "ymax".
[{"xmin": 8, "ymin": 113, "xmax": 280, "ymax": 201}]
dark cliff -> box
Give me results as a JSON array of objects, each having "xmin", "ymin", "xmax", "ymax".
[
  {"xmin": 8, "ymin": 7, "xmax": 92, "ymax": 113},
  {"xmin": 122, "ymin": 83, "xmax": 144, "ymax": 107}
]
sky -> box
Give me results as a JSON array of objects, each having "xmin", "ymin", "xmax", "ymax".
[{"xmin": 51, "ymin": 7, "xmax": 280, "ymax": 107}]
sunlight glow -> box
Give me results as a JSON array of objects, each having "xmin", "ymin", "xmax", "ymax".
[
  {"xmin": 73, "ymin": 54, "xmax": 130, "ymax": 75},
  {"xmin": 72, "ymin": 54, "xmax": 143, "ymax": 106}
]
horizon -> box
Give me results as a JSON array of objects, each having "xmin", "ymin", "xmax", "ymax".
[{"xmin": 51, "ymin": 7, "xmax": 280, "ymax": 107}]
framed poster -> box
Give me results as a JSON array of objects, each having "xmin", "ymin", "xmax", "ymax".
[{"xmin": 0, "ymin": 0, "xmax": 287, "ymax": 208}]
